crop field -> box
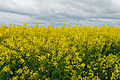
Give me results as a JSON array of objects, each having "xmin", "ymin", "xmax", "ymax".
[{"xmin": 0, "ymin": 23, "xmax": 120, "ymax": 80}]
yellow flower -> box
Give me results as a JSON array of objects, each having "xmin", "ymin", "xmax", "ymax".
[
  {"xmin": 23, "ymin": 66, "xmax": 28, "ymax": 70},
  {"xmin": 16, "ymin": 68, "xmax": 23, "ymax": 74},
  {"xmin": 10, "ymin": 71, "xmax": 13, "ymax": 75},
  {"xmin": 26, "ymin": 53, "xmax": 30, "ymax": 57},
  {"xmin": 81, "ymin": 63, "xmax": 85, "ymax": 68},
  {"xmin": 2, "ymin": 66, "xmax": 10, "ymax": 72},
  {"xmin": 33, "ymin": 73, "xmax": 39, "ymax": 79},
  {"xmin": 36, "ymin": 22, "xmax": 39, "ymax": 26},
  {"xmin": 102, "ymin": 70, "xmax": 106, "ymax": 73},
  {"xmin": 12, "ymin": 76, "xmax": 18, "ymax": 80},
  {"xmin": 78, "ymin": 58, "xmax": 82, "ymax": 62},
  {"xmin": 19, "ymin": 59, "xmax": 25, "ymax": 63},
  {"xmin": 24, "ymin": 23, "xmax": 27, "ymax": 26},
  {"xmin": 45, "ymin": 78, "xmax": 50, "ymax": 80}
]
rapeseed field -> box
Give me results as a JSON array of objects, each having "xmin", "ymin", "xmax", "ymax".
[{"xmin": 0, "ymin": 23, "xmax": 120, "ymax": 80}]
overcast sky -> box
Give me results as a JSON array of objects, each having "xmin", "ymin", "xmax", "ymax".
[{"xmin": 0, "ymin": 0, "xmax": 120, "ymax": 27}]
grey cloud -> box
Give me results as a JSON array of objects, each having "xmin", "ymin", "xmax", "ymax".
[{"xmin": 0, "ymin": 0, "xmax": 120, "ymax": 27}]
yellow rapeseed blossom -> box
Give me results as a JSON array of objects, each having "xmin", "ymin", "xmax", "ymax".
[
  {"xmin": 16, "ymin": 68, "xmax": 23, "ymax": 74},
  {"xmin": 2, "ymin": 66, "xmax": 10, "ymax": 72},
  {"xmin": 81, "ymin": 63, "xmax": 85, "ymax": 68}
]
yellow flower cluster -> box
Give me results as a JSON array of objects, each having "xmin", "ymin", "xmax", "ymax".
[{"xmin": 0, "ymin": 23, "xmax": 120, "ymax": 80}]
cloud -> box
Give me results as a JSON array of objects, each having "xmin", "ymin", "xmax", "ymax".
[{"xmin": 0, "ymin": 0, "xmax": 120, "ymax": 27}]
